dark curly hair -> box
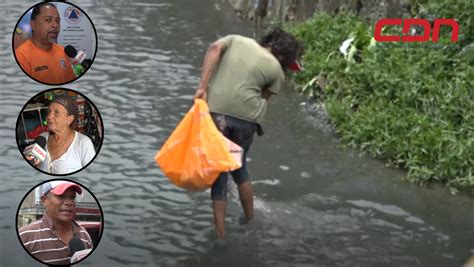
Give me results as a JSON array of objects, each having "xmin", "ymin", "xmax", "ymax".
[{"xmin": 259, "ymin": 27, "xmax": 304, "ymax": 72}]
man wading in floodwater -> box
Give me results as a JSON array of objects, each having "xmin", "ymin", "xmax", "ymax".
[{"xmin": 194, "ymin": 28, "xmax": 303, "ymax": 241}]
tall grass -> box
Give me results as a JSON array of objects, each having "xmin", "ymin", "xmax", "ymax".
[{"xmin": 288, "ymin": 2, "xmax": 473, "ymax": 193}]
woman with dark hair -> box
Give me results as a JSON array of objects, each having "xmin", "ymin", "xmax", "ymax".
[
  {"xmin": 29, "ymin": 94, "xmax": 95, "ymax": 174},
  {"xmin": 194, "ymin": 27, "xmax": 303, "ymax": 241}
]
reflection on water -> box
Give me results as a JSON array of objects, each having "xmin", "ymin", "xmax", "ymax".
[{"xmin": 0, "ymin": 0, "xmax": 472, "ymax": 266}]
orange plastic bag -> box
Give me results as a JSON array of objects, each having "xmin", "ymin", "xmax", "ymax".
[{"xmin": 155, "ymin": 99, "xmax": 243, "ymax": 191}]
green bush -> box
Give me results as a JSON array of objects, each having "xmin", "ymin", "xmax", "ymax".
[{"xmin": 287, "ymin": 6, "xmax": 473, "ymax": 193}]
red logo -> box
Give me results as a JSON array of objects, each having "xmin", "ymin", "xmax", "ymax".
[
  {"xmin": 34, "ymin": 146, "xmax": 46, "ymax": 158},
  {"xmin": 374, "ymin": 18, "xmax": 459, "ymax": 43}
]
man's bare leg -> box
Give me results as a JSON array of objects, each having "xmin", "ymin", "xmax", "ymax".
[
  {"xmin": 238, "ymin": 180, "xmax": 254, "ymax": 223},
  {"xmin": 213, "ymin": 200, "xmax": 227, "ymax": 239}
]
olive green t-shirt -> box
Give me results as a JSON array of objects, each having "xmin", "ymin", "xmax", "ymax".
[{"xmin": 207, "ymin": 35, "xmax": 285, "ymax": 123}]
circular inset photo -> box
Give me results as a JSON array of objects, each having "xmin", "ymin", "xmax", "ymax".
[
  {"xmin": 16, "ymin": 88, "xmax": 103, "ymax": 176},
  {"xmin": 17, "ymin": 179, "xmax": 104, "ymax": 266},
  {"xmin": 12, "ymin": 1, "xmax": 97, "ymax": 85}
]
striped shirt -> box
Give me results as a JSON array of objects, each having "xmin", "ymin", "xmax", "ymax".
[{"xmin": 19, "ymin": 212, "xmax": 93, "ymax": 265}]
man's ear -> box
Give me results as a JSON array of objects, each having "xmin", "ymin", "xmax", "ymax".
[
  {"xmin": 41, "ymin": 195, "xmax": 47, "ymax": 205},
  {"xmin": 30, "ymin": 19, "xmax": 36, "ymax": 33}
]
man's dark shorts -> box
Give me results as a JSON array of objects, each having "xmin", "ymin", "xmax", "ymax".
[{"xmin": 210, "ymin": 113, "xmax": 257, "ymax": 201}]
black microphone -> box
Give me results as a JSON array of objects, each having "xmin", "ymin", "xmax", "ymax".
[
  {"xmin": 69, "ymin": 236, "xmax": 92, "ymax": 263},
  {"xmin": 68, "ymin": 236, "xmax": 85, "ymax": 256},
  {"xmin": 81, "ymin": 59, "xmax": 92, "ymax": 69},
  {"xmin": 23, "ymin": 136, "xmax": 47, "ymax": 164},
  {"xmin": 64, "ymin": 45, "xmax": 90, "ymax": 75}
]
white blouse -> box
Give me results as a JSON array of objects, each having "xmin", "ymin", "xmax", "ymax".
[{"xmin": 38, "ymin": 131, "xmax": 96, "ymax": 174}]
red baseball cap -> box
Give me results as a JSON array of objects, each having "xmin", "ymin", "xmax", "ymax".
[{"xmin": 42, "ymin": 181, "xmax": 82, "ymax": 196}]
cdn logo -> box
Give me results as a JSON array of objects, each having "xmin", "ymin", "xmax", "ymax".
[{"xmin": 374, "ymin": 18, "xmax": 459, "ymax": 43}]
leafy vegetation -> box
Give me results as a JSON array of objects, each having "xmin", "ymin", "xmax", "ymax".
[{"xmin": 287, "ymin": 1, "xmax": 473, "ymax": 193}]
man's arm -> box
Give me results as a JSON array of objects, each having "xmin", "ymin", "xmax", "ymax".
[
  {"xmin": 194, "ymin": 41, "xmax": 226, "ymax": 100},
  {"xmin": 261, "ymin": 87, "xmax": 274, "ymax": 100},
  {"xmin": 15, "ymin": 47, "xmax": 31, "ymax": 74}
]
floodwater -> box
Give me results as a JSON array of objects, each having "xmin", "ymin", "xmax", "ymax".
[{"xmin": 0, "ymin": 0, "xmax": 472, "ymax": 266}]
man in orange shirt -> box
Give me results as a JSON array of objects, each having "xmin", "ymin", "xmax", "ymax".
[{"xmin": 15, "ymin": 2, "xmax": 76, "ymax": 85}]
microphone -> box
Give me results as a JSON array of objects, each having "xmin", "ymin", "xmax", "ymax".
[
  {"xmin": 64, "ymin": 45, "xmax": 90, "ymax": 76},
  {"xmin": 69, "ymin": 236, "xmax": 91, "ymax": 263},
  {"xmin": 23, "ymin": 136, "xmax": 47, "ymax": 164},
  {"xmin": 69, "ymin": 236, "xmax": 85, "ymax": 255}
]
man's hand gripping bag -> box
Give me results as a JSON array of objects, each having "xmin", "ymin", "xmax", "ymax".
[{"xmin": 155, "ymin": 99, "xmax": 242, "ymax": 191}]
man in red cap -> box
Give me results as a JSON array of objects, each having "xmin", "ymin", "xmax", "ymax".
[
  {"xmin": 194, "ymin": 27, "xmax": 303, "ymax": 241},
  {"xmin": 18, "ymin": 181, "xmax": 93, "ymax": 265}
]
